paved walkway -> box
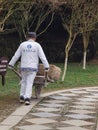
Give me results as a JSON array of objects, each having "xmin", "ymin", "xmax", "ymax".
[{"xmin": 0, "ymin": 87, "xmax": 98, "ymax": 130}]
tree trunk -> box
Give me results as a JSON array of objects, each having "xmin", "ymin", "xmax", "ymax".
[
  {"xmin": 62, "ymin": 54, "xmax": 68, "ymax": 82},
  {"xmin": 82, "ymin": 32, "xmax": 90, "ymax": 70},
  {"xmin": 62, "ymin": 32, "xmax": 77, "ymax": 81},
  {"xmin": 83, "ymin": 51, "xmax": 87, "ymax": 69},
  {"xmin": 62, "ymin": 36, "xmax": 72, "ymax": 82}
]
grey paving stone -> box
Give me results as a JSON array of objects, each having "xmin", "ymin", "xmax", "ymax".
[
  {"xmin": 96, "ymin": 122, "xmax": 98, "ymax": 130},
  {"xmin": 73, "ymin": 101, "xmax": 95, "ymax": 106},
  {"xmin": 70, "ymin": 109, "xmax": 96, "ymax": 114},
  {"xmin": 57, "ymin": 126, "xmax": 89, "ymax": 130},
  {"xmin": 49, "ymin": 95, "xmax": 71, "ymax": 100},
  {"xmin": 70, "ymin": 90, "xmax": 88, "ymax": 94},
  {"xmin": 43, "ymin": 100, "xmax": 66, "ymax": 104},
  {"xmin": 31, "ymin": 112, "xmax": 59, "ymax": 118},
  {"xmin": 11, "ymin": 104, "xmax": 34, "ymax": 116},
  {"xmin": 71, "ymin": 105, "xmax": 95, "ymax": 110},
  {"xmin": 86, "ymin": 89, "xmax": 98, "ymax": 92},
  {"xmin": 17, "ymin": 125, "xmax": 51, "ymax": 130},
  {"xmin": 35, "ymin": 107, "xmax": 59, "ymax": 112},
  {"xmin": 26, "ymin": 118, "xmax": 56, "ymax": 124},
  {"xmin": 39, "ymin": 103, "xmax": 63, "ymax": 108},
  {"xmin": 58, "ymin": 93, "xmax": 77, "ymax": 97},
  {"xmin": 78, "ymin": 98, "xmax": 98, "ymax": 102},
  {"xmin": 85, "ymin": 87, "xmax": 98, "ymax": 90},
  {"xmin": 62, "ymin": 119, "xmax": 94, "ymax": 126},
  {"xmin": 1, "ymin": 115, "xmax": 23, "ymax": 126},
  {"xmin": 0, "ymin": 125, "xmax": 11, "ymax": 130},
  {"xmin": 92, "ymin": 93, "xmax": 98, "ymax": 96},
  {"xmin": 84, "ymin": 95, "xmax": 98, "ymax": 98},
  {"xmin": 65, "ymin": 114, "xmax": 95, "ymax": 119}
]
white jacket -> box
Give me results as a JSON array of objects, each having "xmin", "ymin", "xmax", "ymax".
[{"xmin": 9, "ymin": 39, "xmax": 49, "ymax": 71}]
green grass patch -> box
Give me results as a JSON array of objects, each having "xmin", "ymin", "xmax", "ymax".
[
  {"xmin": 0, "ymin": 63, "xmax": 98, "ymax": 96},
  {"xmin": 0, "ymin": 69, "xmax": 20, "ymax": 97},
  {"xmin": 44, "ymin": 63, "xmax": 98, "ymax": 92}
]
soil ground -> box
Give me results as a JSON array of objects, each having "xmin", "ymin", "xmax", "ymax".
[
  {"xmin": 0, "ymin": 95, "xmax": 20, "ymax": 122},
  {"xmin": 0, "ymin": 89, "xmax": 45, "ymax": 123}
]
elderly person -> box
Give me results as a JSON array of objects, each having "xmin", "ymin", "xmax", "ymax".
[{"xmin": 8, "ymin": 32, "xmax": 49, "ymax": 105}]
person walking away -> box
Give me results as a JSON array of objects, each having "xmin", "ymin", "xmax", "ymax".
[{"xmin": 8, "ymin": 32, "xmax": 49, "ymax": 105}]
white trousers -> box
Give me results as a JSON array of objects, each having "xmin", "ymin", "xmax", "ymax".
[{"xmin": 20, "ymin": 71, "xmax": 37, "ymax": 99}]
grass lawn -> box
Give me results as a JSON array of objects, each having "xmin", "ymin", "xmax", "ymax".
[
  {"xmin": 44, "ymin": 63, "xmax": 98, "ymax": 92},
  {"xmin": 0, "ymin": 62, "xmax": 98, "ymax": 96}
]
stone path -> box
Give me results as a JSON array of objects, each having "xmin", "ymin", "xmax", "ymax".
[{"xmin": 1, "ymin": 87, "xmax": 98, "ymax": 130}]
